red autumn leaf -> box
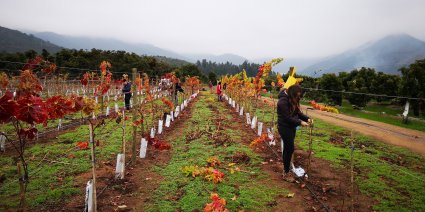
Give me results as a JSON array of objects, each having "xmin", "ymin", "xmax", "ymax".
[
  {"xmin": 45, "ymin": 96, "xmax": 74, "ymax": 119},
  {"xmin": 250, "ymin": 134, "xmax": 270, "ymax": 147},
  {"xmin": 132, "ymin": 119, "xmax": 144, "ymax": 126},
  {"xmin": 95, "ymin": 83, "xmax": 111, "ymax": 96},
  {"xmin": 19, "ymin": 127, "xmax": 38, "ymax": 140},
  {"xmin": 148, "ymin": 138, "xmax": 171, "ymax": 150},
  {"xmin": 99, "ymin": 61, "xmax": 111, "ymax": 75},
  {"xmin": 80, "ymin": 72, "xmax": 91, "ymax": 86},
  {"xmin": 22, "ymin": 56, "xmax": 43, "ymax": 71},
  {"xmin": 18, "ymin": 70, "xmax": 43, "ymax": 96},
  {"xmin": 70, "ymin": 95, "xmax": 84, "ymax": 112},
  {"xmin": 42, "ymin": 63, "xmax": 57, "ymax": 74},
  {"xmin": 80, "ymin": 78, "xmax": 88, "ymax": 86},
  {"xmin": 0, "ymin": 91, "xmax": 18, "ymax": 123},
  {"xmin": 154, "ymin": 142, "xmax": 171, "ymax": 150},
  {"xmin": 161, "ymin": 97, "xmax": 174, "ymax": 110},
  {"xmin": 76, "ymin": 141, "xmax": 89, "ymax": 150},
  {"xmin": 204, "ymin": 193, "xmax": 229, "ymax": 212},
  {"xmin": 16, "ymin": 95, "xmax": 48, "ymax": 125}
]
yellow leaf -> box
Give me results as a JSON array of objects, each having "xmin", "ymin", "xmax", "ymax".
[
  {"xmin": 228, "ymin": 163, "xmax": 236, "ymax": 167},
  {"xmin": 286, "ymin": 193, "xmax": 295, "ymax": 198}
]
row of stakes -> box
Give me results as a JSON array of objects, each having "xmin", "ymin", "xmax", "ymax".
[{"xmin": 84, "ymin": 91, "xmax": 200, "ymax": 212}]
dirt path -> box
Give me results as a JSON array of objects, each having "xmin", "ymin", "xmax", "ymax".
[
  {"xmin": 223, "ymin": 101, "xmax": 374, "ymax": 211},
  {"xmin": 261, "ymin": 97, "xmax": 425, "ymax": 156}
]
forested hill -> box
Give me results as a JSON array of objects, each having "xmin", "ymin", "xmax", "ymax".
[
  {"xmin": 0, "ymin": 48, "xmax": 203, "ymax": 80},
  {"xmin": 0, "ymin": 26, "xmax": 63, "ymax": 53},
  {"xmin": 195, "ymin": 59, "xmax": 261, "ymax": 77}
]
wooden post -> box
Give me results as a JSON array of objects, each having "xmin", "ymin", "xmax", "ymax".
[
  {"xmin": 350, "ymin": 131, "xmax": 354, "ymax": 212},
  {"xmin": 131, "ymin": 68, "xmax": 137, "ymax": 164},
  {"xmin": 17, "ymin": 162, "xmax": 26, "ymax": 211},
  {"xmin": 307, "ymin": 124, "xmax": 313, "ymax": 174},
  {"xmin": 89, "ymin": 123, "xmax": 97, "ymax": 212},
  {"xmin": 121, "ymin": 110, "xmax": 126, "ymax": 156}
]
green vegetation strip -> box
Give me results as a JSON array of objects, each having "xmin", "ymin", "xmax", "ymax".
[
  {"xmin": 300, "ymin": 99, "xmax": 425, "ymax": 133},
  {"xmin": 0, "ymin": 115, "xmax": 133, "ymax": 209},
  {"xmin": 146, "ymin": 92, "xmax": 287, "ymax": 211}
]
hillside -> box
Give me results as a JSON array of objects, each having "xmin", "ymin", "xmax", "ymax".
[
  {"xmin": 184, "ymin": 53, "xmax": 249, "ymax": 65},
  {"xmin": 0, "ymin": 26, "xmax": 63, "ymax": 53},
  {"xmin": 32, "ymin": 31, "xmax": 189, "ymax": 60},
  {"xmin": 303, "ymin": 34, "xmax": 425, "ymax": 76}
]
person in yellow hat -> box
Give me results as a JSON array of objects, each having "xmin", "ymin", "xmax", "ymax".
[{"xmin": 277, "ymin": 69, "xmax": 312, "ymax": 182}]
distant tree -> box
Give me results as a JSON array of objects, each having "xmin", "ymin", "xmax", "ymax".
[
  {"xmin": 195, "ymin": 59, "xmax": 261, "ymax": 77},
  {"xmin": 338, "ymin": 72, "xmax": 350, "ymax": 90},
  {"xmin": 301, "ymin": 75, "xmax": 327, "ymax": 103},
  {"xmin": 208, "ymin": 72, "xmax": 217, "ymax": 85},
  {"xmin": 344, "ymin": 68, "xmax": 377, "ymax": 108},
  {"xmin": 24, "ymin": 50, "xmax": 37, "ymax": 59},
  {"xmin": 399, "ymin": 59, "xmax": 425, "ymax": 116},
  {"xmin": 41, "ymin": 49, "xmax": 50, "ymax": 59},
  {"xmin": 176, "ymin": 64, "xmax": 206, "ymax": 82},
  {"xmin": 319, "ymin": 73, "xmax": 344, "ymax": 105},
  {"xmin": 346, "ymin": 77, "xmax": 370, "ymax": 108},
  {"xmin": 370, "ymin": 72, "xmax": 401, "ymax": 102}
]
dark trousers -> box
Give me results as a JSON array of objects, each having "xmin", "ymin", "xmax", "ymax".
[
  {"xmin": 278, "ymin": 127, "xmax": 296, "ymax": 173},
  {"xmin": 124, "ymin": 93, "xmax": 131, "ymax": 109}
]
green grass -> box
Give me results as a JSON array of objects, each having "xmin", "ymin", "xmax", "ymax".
[
  {"xmin": 146, "ymin": 91, "xmax": 287, "ymax": 211},
  {"xmin": 300, "ymin": 99, "xmax": 425, "ymax": 133},
  {"xmin": 298, "ymin": 120, "xmax": 425, "ymax": 211},
  {"xmin": 337, "ymin": 100, "xmax": 425, "ymax": 132},
  {"xmin": 0, "ymin": 111, "xmax": 136, "ymax": 209}
]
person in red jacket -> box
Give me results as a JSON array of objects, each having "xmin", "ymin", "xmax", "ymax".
[{"xmin": 216, "ymin": 81, "xmax": 222, "ymax": 101}]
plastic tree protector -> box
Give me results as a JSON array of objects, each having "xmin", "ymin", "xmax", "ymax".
[
  {"xmin": 115, "ymin": 154, "xmax": 125, "ymax": 179},
  {"xmin": 139, "ymin": 138, "xmax": 148, "ymax": 158}
]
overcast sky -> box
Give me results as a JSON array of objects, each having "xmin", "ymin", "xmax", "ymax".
[{"xmin": 1, "ymin": 0, "xmax": 425, "ymax": 59}]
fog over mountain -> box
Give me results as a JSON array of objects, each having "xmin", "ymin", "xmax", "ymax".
[
  {"xmin": 302, "ymin": 34, "xmax": 425, "ymax": 76},
  {"xmin": 2, "ymin": 26, "xmax": 425, "ymax": 76}
]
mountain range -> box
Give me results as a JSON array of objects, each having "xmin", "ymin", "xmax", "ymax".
[
  {"xmin": 0, "ymin": 26, "xmax": 62, "ymax": 53},
  {"xmin": 1, "ymin": 25, "xmax": 425, "ymax": 76},
  {"xmin": 302, "ymin": 34, "xmax": 425, "ymax": 75}
]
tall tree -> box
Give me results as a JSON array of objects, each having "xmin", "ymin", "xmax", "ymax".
[
  {"xmin": 319, "ymin": 73, "xmax": 344, "ymax": 105},
  {"xmin": 399, "ymin": 59, "xmax": 425, "ymax": 116}
]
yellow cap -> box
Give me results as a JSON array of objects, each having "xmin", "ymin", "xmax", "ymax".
[{"xmin": 283, "ymin": 67, "xmax": 297, "ymax": 89}]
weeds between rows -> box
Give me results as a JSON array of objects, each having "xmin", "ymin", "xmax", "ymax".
[{"xmin": 146, "ymin": 92, "xmax": 288, "ymax": 211}]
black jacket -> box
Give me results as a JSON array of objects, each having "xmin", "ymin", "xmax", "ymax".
[
  {"xmin": 277, "ymin": 90, "xmax": 309, "ymax": 129},
  {"xmin": 174, "ymin": 84, "xmax": 184, "ymax": 95},
  {"xmin": 122, "ymin": 82, "xmax": 131, "ymax": 94}
]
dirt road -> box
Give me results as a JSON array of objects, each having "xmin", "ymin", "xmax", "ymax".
[
  {"xmin": 262, "ymin": 97, "xmax": 425, "ymax": 156},
  {"xmin": 301, "ymin": 105, "xmax": 425, "ymax": 156}
]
